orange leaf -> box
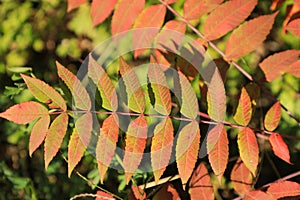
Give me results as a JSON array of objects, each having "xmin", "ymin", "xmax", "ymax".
[
  {"xmin": 111, "ymin": 0, "xmax": 145, "ymax": 35},
  {"xmin": 204, "ymin": 0, "xmax": 257, "ymax": 40},
  {"xmin": 123, "ymin": 115, "xmax": 148, "ymax": 183},
  {"xmin": 29, "ymin": 115, "xmax": 50, "ymax": 156},
  {"xmin": 44, "ymin": 112, "xmax": 68, "ymax": 169},
  {"xmin": 0, "ymin": 101, "xmax": 48, "ymax": 124},
  {"xmin": 96, "ymin": 190, "xmax": 115, "ymax": 200},
  {"xmin": 56, "ymin": 61, "xmax": 91, "ymax": 111},
  {"xmin": 153, "ymin": 183, "xmax": 180, "ymax": 200},
  {"xmin": 230, "ymin": 158, "xmax": 253, "ymax": 195},
  {"xmin": 91, "ymin": 0, "xmax": 117, "ymax": 27},
  {"xmin": 207, "ymin": 124, "xmax": 228, "ymax": 181},
  {"xmin": 286, "ymin": 60, "xmax": 300, "ymax": 78},
  {"xmin": 287, "ymin": 18, "xmax": 300, "ymax": 37},
  {"xmin": 21, "ymin": 74, "xmax": 66, "ymax": 111},
  {"xmin": 267, "ymin": 181, "xmax": 300, "ymax": 199},
  {"xmin": 259, "ymin": 50, "xmax": 300, "ymax": 81},
  {"xmin": 189, "ymin": 163, "xmax": 214, "ymax": 200},
  {"xmin": 184, "ymin": 0, "xmax": 224, "ymax": 20},
  {"xmin": 119, "ymin": 57, "xmax": 145, "ymax": 113},
  {"xmin": 68, "ymin": 128, "xmax": 86, "ymax": 177},
  {"xmin": 129, "ymin": 185, "xmax": 146, "ymax": 200},
  {"xmin": 151, "ymin": 117, "xmax": 174, "ymax": 183},
  {"xmin": 237, "ymin": 127, "xmax": 259, "ymax": 175},
  {"xmin": 88, "ymin": 54, "xmax": 118, "ymax": 111},
  {"xmin": 269, "ymin": 133, "xmax": 291, "ymax": 164},
  {"xmin": 264, "ymin": 101, "xmax": 281, "ymax": 131},
  {"xmin": 176, "ymin": 120, "xmax": 200, "ymax": 185},
  {"xmin": 133, "ymin": 4, "xmax": 166, "ymax": 58},
  {"xmin": 233, "ymin": 87, "xmax": 252, "ymax": 126},
  {"xmin": 225, "ymin": 12, "xmax": 278, "ymax": 59},
  {"xmin": 244, "ymin": 190, "xmax": 275, "ymax": 200},
  {"xmin": 96, "ymin": 114, "xmax": 119, "ymax": 183},
  {"xmin": 148, "ymin": 58, "xmax": 172, "ymax": 115},
  {"xmin": 67, "ymin": 0, "xmax": 86, "ymax": 12}
]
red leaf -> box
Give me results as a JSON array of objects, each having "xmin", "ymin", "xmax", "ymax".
[
  {"xmin": 148, "ymin": 58, "xmax": 172, "ymax": 115},
  {"xmin": 133, "ymin": 4, "xmax": 166, "ymax": 58},
  {"xmin": 267, "ymin": 181, "xmax": 300, "ymax": 199},
  {"xmin": 151, "ymin": 117, "xmax": 174, "ymax": 183},
  {"xmin": 204, "ymin": 0, "xmax": 257, "ymax": 40},
  {"xmin": 111, "ymin": 0, "xmax": 145, "ymax": 35},
  {"xmin": 88, "ymin": 54, "xmax": 118, "ymax": 111},
  {"xmin": 259, "ymin": 50, "xmax": 300, "ymax": 81},
  {"xmin": 96, "ymin": 190, "xmax": 115, "ymax": 200},
  {"xmin": 207, "ymin": 124, "xmax": 228, "ymax": 182},
  {"xmin": 176, "ymin": 120, "xmax": 200, "ymax": 185},
  {"xmin": 0, "ymin": 101, "xmax": 48, "ymax": 124},
  {"xmin": 164, "ymin": 0, "xmax": 178, "ymax": 4},
  {"xmin": 189, "ymin": 163, "xmax": 214, "ymax": 200},
  {"xmin": 119, "ymin": 57, "xmax": 145, "ymax": 113},
  {"xmin": 153, "ymin": 183, "xmax": 180, "ymax": 200},
  {"xmin": 230, "ymin": 158, "xmax": 253, "ymax": 195},
  {"xmin": 264, "ymin": 101, "xmax": 281, "ymax": 131},
  {"xmin": 233, "ymin": 87, "xmax": 252, "ymax": 126},
  {"xmin": 286, "ymin": 60, "xmax": 300, "ymax": 78},
  {"xmin": 96, "ymin": 114, "xmax": 119, "ymax": 183},
  {"xmin": 287, "ymin": 18, "xmax": 300, "ymax": 37},
  {"xmin": 44, "ymin": 112, "xmax": 68, "ymax": 169},
  {"xmin": 123, "ymin": 115, "xmax": 148, "ymax": 184},
  {"xmin": 29, "ymin": 115, "xmax": 50, "ymax": 156},
  {"xmin": 179, "ymin": 71, "xmax": 199, "ymax": 119},
  {"xmin": 244, "ymin": 190, "xmax": 275, "ymax": 200},
  {"xmin": 68, "ymin": 128, "xmax": 86, "ymax": 177},
  {"xmin": 225, "ymin": 12, "xmax": 278, "ymax": 59},
  {"xmin": 67, "ymin": 0, "xmax": 86, "ymax": 12},
  {"xmin": 129, "ymin": 185, "xmax": 146, "ymax": 200},
  {"xmin": 21, "ymin": 74, "xmax": 66, "ymax": 111},
  {"xmin": 269, "ymin": 133, "xmax": 291, "ymax": 164},
  {"xmin": 91, "ymin": 0, "xmax": 118, "ymax": 27},
  {"xmin": 184, "ymin": 0, "xmax": 224, "ymax": 20},
  {"xmin": 56, "ymin": 61, "xmax": 91, "ymax": 111},
  {"xmin": 237, "ymin": 127, "xmax": 259, "ymax": 175}
]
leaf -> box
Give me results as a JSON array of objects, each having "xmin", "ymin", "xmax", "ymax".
[
  {"xmin": 96, "ymin": 190, "xmax": 115, "ymax": 200},
  {"xmin": 207, "ymin": 124, "xmax": 228, "ymax": 181},
  {"xmin": 44, "ymin": 112, "xmax": 68, "ymax": 169},
  {"xmin": 68, "ymin": 128, "xmax": 86, "ymax": 177},
  {"xmin": 286, "ymin": 60, "xmax": 300, "ymax": 78},
  {"xmin": 148, "ymin": 59, "xmax": 172, "ymax": 115},
  {"xmin": 0, "ymin": 101, "xmax": 48, "ymax": 124},
  {"xmin": 111, "ymin": 0, "xmax": 145, "ymax": 35},
  {"xmin": 189, "ymin": 163, "xmax": 214, "ymax": 200},
  {"xmin": 230, "ymin": 158, "xmax": 253, "ymax": 195},
  {"xmin": 184, "ymin": 0, "xmax": 224, "ymax": 20},
  {"xmin": 244, "ymin": 190, "xmax": 275, "ymax": 200},
  {"xmin": 29, "ymin": 115, "xmax": 50, "ymax": 156},
  {"xmin": 237, "ymin": 127, "xmax": 259, "ymax": 175},
  {"xmin": 207, "ymin": 67, "xmax": 226, "ymax": 122},
  {"xmin": 67, "ymin": 0, "xmax": 86, "ymax": 12},
  {"xmin": 21, "ymin": 74, "xmax": 66, "ymax": 111},
  {"xmin": 259, "ymin": 50, "xmax": 300, "ymax": 81},
  {"xmin": 96, "ymin": 114, "xmax": 119, "ymax": 183},
  {"xmin": 119, "ymin": 57, "xmax": 145, "ymax": 113},
  {"xmin": 123, "ymin": 115, "xmax": 147, "ymax": 184},
  {"xmin": 91, "ymin": 0, "xmax": 118, "ymax": 27},
  {"xmin": 287, "ymin": 18, "xmax": 300, "ymax": 37},
  {"xmin": 233, "ymin": 87, "xmax": 252, "ymax": 126},
  {"xmin": 264, "ymin": 101, "xmax": 281, "ymax": 131},
  {"xmin": 88, "ymin": 54, "xmax": 118, "ymax": 111},
  {"xmin": 56, "ymin": 61, "xmax": 91, "ymax": 111},
  {"xmin": 176, "ymin": 120, "xmax": 200, "ymax": 185},
  {"xmin": 178, "ymin": 71, "xmax": 199, "ymax": 119},
  {"xmin": 267, "ymin": 181, "xmax": 300, "ymax": 199},
  {"xmin": 269, "ymin": 133, "xmax": 291, "ymax": 164},
  {"xmin": 129, "ymin": 185, "xmax": 146, "ymax": 200},
  {"xmin": 133, "ymin": 4, "xmax": 166, "ymax": 58},
  {"xmin": 204, "ymin": 0, "xmax": 258, "ymax": 40},
  {"xmin": 225, "ymin": 12, "xmax": 278, "ymax": 59},
  {"xmin": 153, "ymin": 183, "xmax": 180, "ymax": 200},
  {"xmin": 151, "ymin": 117, "xmax": 174, "ymax": 183}
]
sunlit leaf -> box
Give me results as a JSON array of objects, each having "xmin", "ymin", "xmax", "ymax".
[
  {"xmin": 91, "ymin": 0, "xmax": 118, "ymax": 27},
  {"xmin": 267, "ymin": 181, "xmax": 300, "ymax": 199},
  {"xmin": 287, "ymin": 19, "xmax": 300, "ymax": 37},
  {"xmin": 233, "ymin": 87, "xmax": 252, "ymax": 126},
  {"xmin": 264, "ymin": 101, "xmax": 281, "ymax": 131},
  {"xmin": 176, "ymin": 120, "xmax": 200, "ymax": 185},
  {"xmin": 244, "ymin": 190, "xmax": 275, "ymax": 200},
  {"xmin": 184, "ymin": 0, "xmax": 224, "ymax": 20},
  {"xmin": 67, "ymin": 0, "xmax": 86, "ymax": 12},
  {"xmin": 269, "ymin": 133, "xmax": 291, "ymax": 164}
]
